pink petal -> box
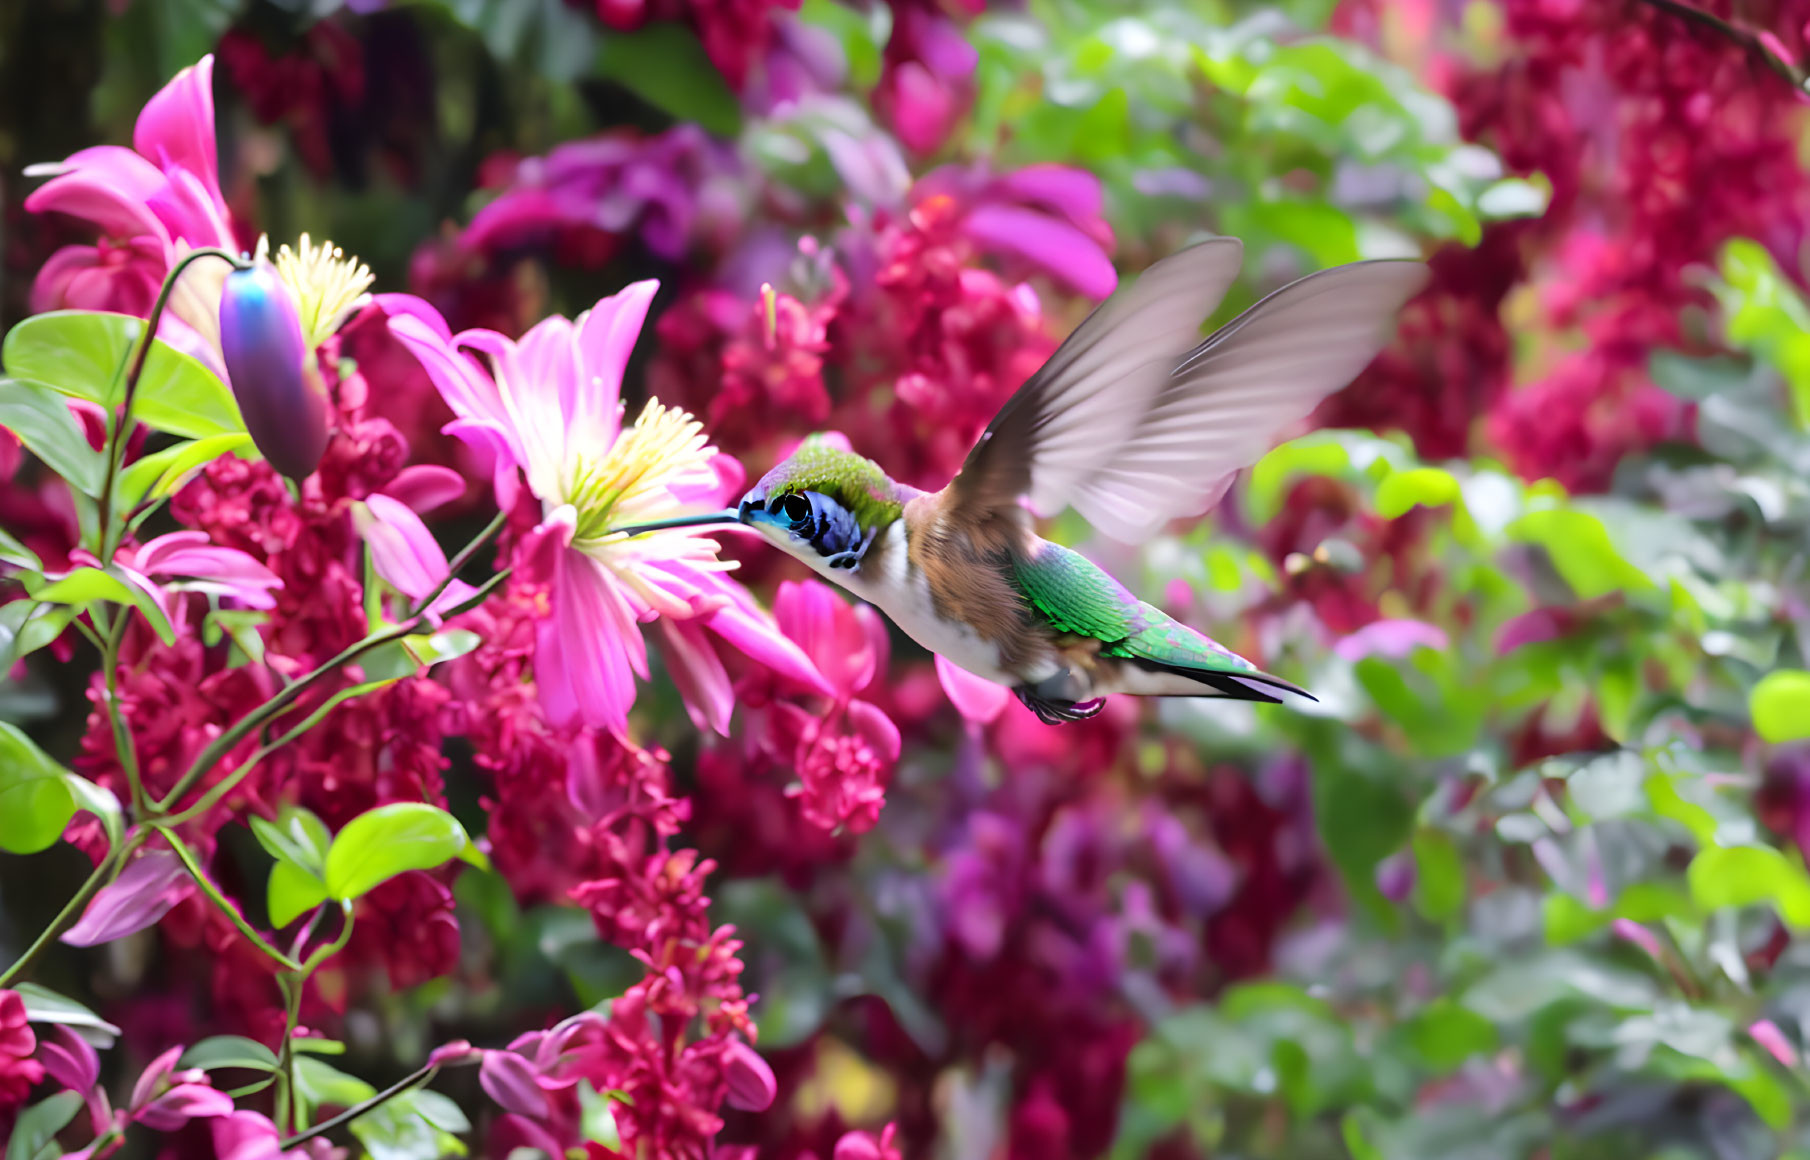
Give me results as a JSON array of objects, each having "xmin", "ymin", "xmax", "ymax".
[
  {"xmin": 539, "ymin": 548, "xmax": 642, "ymax": 732},
  {"xmin": 136, "ymin": 1082, "xmax": 234, "ymax": 1131},
  {"xmin": 935, "ymin": 655, "xmax": 1011, "ymax": 724},
  {"xmin": 63, "ymin": 848, "xmax": 188, "ymax": 947},
  {"xmin": 358, "ymin": 494, "xmax": 452, "ymax": 602},
  {"xmin": 480, "ymin": 1050, "xmax": 550, "ymax": 1120},
  {"xmin": 38, "ymin": 1025, "xmax": 100, "ymax": 1093},
  {"xmin": 149, "ymin": 165, "xmax": 234, "ymax": 249},
  {"xmin": 1333, "ymin": 618, "xmax": 1449, "ymax": 662},
  {"xmin": 723, "ymin": 1041, "xmax": 777, "ymax": 1112},
  {"xmin": 774, "ymin": 579, "xmax": 872, "ymax": 696},
  {"xmin": 212, "ymin": 1111, "xmax": 292, "ymax": 1160},
  {"xmin": 129, "ymin": 1046, "xmax": 185, "ymax": 1110},
  {"xmin": 708, "ymin": 585, "xmax": 834, "ymax": 698},
  {"xmin": 515, "ymin": 313, "xmax": 583, "ymax": 435},
  {"xmin": 385, "ymin": 465, "xmax": 467, "ymax": 513},
  {"xmin": 658, "ymin": 617, "xmax": 734, "ymax": 735},
  {"xmin": 25, "ymin": 164, "xmax": 171, "ymax": 244},
  {"xmin": 135, "ymin": 532, "xmax": 282, "ymax": 609},
  {"xmin": 388, "ymin": 315, "xmax": 523, "ymax": 468},
  {"xmin": 848, "ymin": 698, "xmax": 902, "ymax": 763},
  {"xmin": 961, "ymin": 204, "xmax": 1118, "ymax": 300},
  {"xmin": 1750, "ymin": 1019, "xmax": 1798, "ymax": 1067},
  {"xmin": 997, "ymin": 164, "xmax": 1105, "ymax": 225},
  {"xmin": 134, "ymin": 55, "xmax": 221, "ymax": 198},
  {"xmin": 574, "ymin": 280, "xmax": 660, "ymax": 445}
]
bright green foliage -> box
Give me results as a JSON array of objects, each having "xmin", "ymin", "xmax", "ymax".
[{"xmin": 322, "ymin": 802, "xmax": 478, "ymax": 904}]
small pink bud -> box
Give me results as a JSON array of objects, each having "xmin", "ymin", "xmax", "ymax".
[
  {"xmin": 834, "ymin": 1134, "xmax": 884, "ymax": 1160},
  {"xmin": 480, "ymin": 1049, "xmax": 550, "ymax": 1120},
  {"xmin": 219, "ymin": 264, "xmax": 329, "ymax": 480},
  {"xmin": 1750, "ymin": 1019, "xmax": 1798, "ymax": 1067},
  {"xmin": 723, "ymin": 1041, "xmax": 776, "ymax": 1112}
]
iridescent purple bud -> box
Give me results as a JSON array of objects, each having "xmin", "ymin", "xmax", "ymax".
[{"xmin": 218, "ymin": 264, "xmax": 328, "ymax": 480}]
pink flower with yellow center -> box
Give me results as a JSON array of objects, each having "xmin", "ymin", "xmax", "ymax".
[{"xmin": 386, "ymin": 284, "xmax": 827, "ymax": 734}]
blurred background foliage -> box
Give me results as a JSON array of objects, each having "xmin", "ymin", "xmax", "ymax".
[{"xmin": 5, "ymin": 0, "xmax": 1810, "ymax": 1158}]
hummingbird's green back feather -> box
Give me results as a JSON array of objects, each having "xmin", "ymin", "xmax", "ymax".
[{"xmin": 1011, "ymin": 542, "xmax": 1262, "ymax": 677}]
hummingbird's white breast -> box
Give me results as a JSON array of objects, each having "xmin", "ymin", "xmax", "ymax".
[{"xmin": 820, "ymin": 521, "xmax": 1045, "ymax": 690}]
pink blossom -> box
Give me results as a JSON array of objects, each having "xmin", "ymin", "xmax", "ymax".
[
  {"xmin": 128, "ymin": 1045, "xmax": 234, "ymax": 1130},
  {"xmin": 0, "ymin": 990, "xmax": 44, "ymax": 1111},
  {"xmin": 25, "ymin": 55, "xmax": 236, "ymax": 319},
  {"xmin": 69, "ymin": 530, "xmax": 283, "ymax": 630},
  {"xmin": 387, "ymin": 285, "xmax": 826, "ymax": 733},
  {"xmin": 354, "ymin": 492, "xmax": 477, "ymax": 622},
  {"xmin": 212, "ymin": 1110, "xmax": 316, "ymax": 1160},
  {"xmin": 935, "ymin": 654, "xmax": 1011, "ymax": 724},
  {"xmin": 769, "ymin": 580, "xmax": 901, "ymax": 833},
  {"xmin": 61, "ymin": 847, "xmax": 191, "ymax": 947}
]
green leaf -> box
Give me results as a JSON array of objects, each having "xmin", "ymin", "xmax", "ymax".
[
  {"xmin": 0, "ymin": 600, "xmax": 73, "ymax": 672},
  {"xmin": 13, "ymin": 982, "xmax": 121, "ymax": 1047},
  {"xmin": 1688, "ymin": 845, "xmax": 1810, "ymax": 928},
  {"xmin": 0, "ymin": 378, "xmax": 105, "ymax": 498},
  {"xmin": 117, "ymin": 431, "xmax": 253, "ymax": 509},
  {"xmin": 1, "ymin": 310, "xmax": 244, "ymax": 439},
  {"xmin": 1376, "ymin": 466, "xmax": 1461, "ymax": 519},
  {"xmin": 293, "ymin": 1055, "xmax": 376, "ymax": 1125},
  {"xmin": 349, "ymin": 1090, "xmax": 470, "ymax": 1160},
  {"xmin": 268, "ymin": 860, "xmax": 330, "ymax": 929},
  {"xmin": 0, "ymin": 527, "xmax": 41, "ymax": 571},
  {"xmin": 323, "ymin": 802, "xmax": 471, "ymax": 903},
  {"xmin": 1752, "ymin": 670, "xmax": 1810, "ymax": 743},
  {"xmin": 594, "ymin": 24, "xmax": 742, "ymax": 137},
  {"xmin": 63, "ymin": 776, "xmax": 123, "ymax": 848},
  {"xmin": 577, "ymin": 1080, "xmax": 623, "ymax": 1149},
  {"xmin": 1410, "ymin": 829, "xmax": 1465, "ymax": 921},
  {"xmin": 250, "ymin": 806, "xmax": 332, "ymax": 875},
  {"xmin": 25, "ymin": 566, "xmax": 175, "ymax": 645},
  {"xmin": 0, "ymin": 721, "xmax": 77, "ymax": 854},
  {"xmin": 5, "ymin": 1091, "xmax": 83, "ymax": 1160},
  {"xmin": 1403, "ymin": 999, "xmax": 1497, "ymax": 1070},
  {"xmin": 180, "ymin": 1035, "xmax": 280, "ymax": 1073},
  {"xmin": 292, "ymin": 1037, "xmax": 346, "ymax": 1055},
  {"xmin": 1507, "ymin": 508, "xmax": 1654, "ymax": 600}
]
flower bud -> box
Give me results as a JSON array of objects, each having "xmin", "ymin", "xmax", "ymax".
[
  {"xmin": 722, "ymin": 1040, "xmax": 777, "ymax": 1112},
  {"xmin": 219, "ymin": 264, "xmax": 329, "ymax": 480}
]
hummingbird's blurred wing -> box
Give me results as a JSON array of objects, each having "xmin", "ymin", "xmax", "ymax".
[
  {"xmin": 947, "ymin": 237, "xmax": 1244, "ymax": 521},
  {"xmin": 950, "ymin": 251, "xmax": 1428, "ymax": 543}
]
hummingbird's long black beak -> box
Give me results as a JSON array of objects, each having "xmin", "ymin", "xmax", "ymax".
[{"xmin": 606, "ymin": 508, "xmax": 741, "ymax": 537}]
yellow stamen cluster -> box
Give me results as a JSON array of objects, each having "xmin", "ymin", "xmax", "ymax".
[
  {"xmin": 566, "ymin": 399, "xmax": 718, "ymax": 546},
  {"xmin": 272, "ymin": 233, "xmax": 374, "ymax": 348}
]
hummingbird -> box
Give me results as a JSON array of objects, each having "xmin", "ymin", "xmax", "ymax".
[{"xmin": 726, "ymin": 237, "xmax": 1428, "ymax": 724}]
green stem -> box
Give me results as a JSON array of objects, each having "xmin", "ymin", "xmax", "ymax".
[
  {"xmin": 97, "ymin": 246, "xmax": 248, "ymax": 561},
  {"xmin": 275, "ymin": 904, "xmax": 354, "ymax": 1135},
  {"xmin": 1635, "ymin": 0, "xmax": 1807, "ymax": 89},
  {"xmin": 160, "ymin": 828, "xmax": 299, "ymax": 971},
  {"xmin": 152, "ymin": 568, "xmax": 511, "ymax": 816},
  {"xmin": 0, "ymin": 837, "xmax": 135, "ymax": 987},
  {"xmin": 278, "ymin": 1063, "xmax": 439, "ymax": 1149},
  {"xmin": 97, "ymin": 605, "xmax": 147, "ymax": 817},
  {"xmin": 407, "ymin": 509, "xmax": 507, "ymax": 619}
]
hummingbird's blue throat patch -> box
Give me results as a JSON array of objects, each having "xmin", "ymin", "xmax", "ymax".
[{"xmin": 738, "ymin": 488, "xmax": 876, "ymax": 570}]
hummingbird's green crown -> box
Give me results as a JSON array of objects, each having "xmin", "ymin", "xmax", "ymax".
[{"xmin": 750, "ymin": 436, "xmax": 903, "ymax": 529}]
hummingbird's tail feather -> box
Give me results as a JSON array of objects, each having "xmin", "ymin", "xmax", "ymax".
[
  {"xmin": 1114, "ymin": 658, "xmax": 1315, "ymax": 704},
  {"xmin": 1096, "ymin": 605, "xmax": 1317, "ymax": 704}
]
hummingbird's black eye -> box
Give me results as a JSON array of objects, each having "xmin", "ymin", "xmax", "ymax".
[{"xmin": 779, "ymin": 494, "xmax": 812, "ymax": 525}]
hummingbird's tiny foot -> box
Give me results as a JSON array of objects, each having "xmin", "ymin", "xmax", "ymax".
[{"xmin": 1014, "ymin": 688, "xmax": 1106, "ymax": 725}]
